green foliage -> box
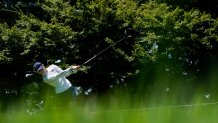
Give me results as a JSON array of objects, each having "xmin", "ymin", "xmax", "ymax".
[
  {"xmin": 0, "ymin": 0, "xmax": 218, "ymax": 95},
  {"xmin": 154, "ymin": 0, "xmax": 218, "ymax": 17},
  {"xmin": 129, "ymin": 2, "xmax": 218, "ymax": 82},
  {"xmin": 0, "ymin": 1, "xmax": 218, "ymax": 118}
]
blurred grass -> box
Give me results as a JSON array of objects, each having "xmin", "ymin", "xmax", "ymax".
[
  {"xmin": 1, "ymin": 64, "xmax": 218, "ymax": 123},
  {"xmin": 1, "ymin": 99, "xmax": 218, "ymax": 123},
  {"xmin": 1, "ymin": 83, "xmax": 218, "ymax": 123}
]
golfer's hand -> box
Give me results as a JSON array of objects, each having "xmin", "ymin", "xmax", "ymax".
[{"xmin": 70, "ymin": 65, "xmax": 81, "ymax": 70}]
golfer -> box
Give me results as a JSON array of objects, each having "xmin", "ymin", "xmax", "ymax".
[{"xmin": 33, "ymin": 62, "xmax": 80, "ymax": 103}]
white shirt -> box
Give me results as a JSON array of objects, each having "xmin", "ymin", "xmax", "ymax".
[{"xmin": 42, "ymin": 64, "xmax": 77, "ymax": 94}]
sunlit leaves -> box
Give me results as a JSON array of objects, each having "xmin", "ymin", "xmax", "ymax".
[{"xmin": 0, "ymin": 0, "xmax": 217, "ymax": 92}]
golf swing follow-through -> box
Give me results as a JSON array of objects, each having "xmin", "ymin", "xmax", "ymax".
[
  {"xmin": 33, "ymin": 61, "xmax": 81, "ymax": 105},
  {"xmin": 33, "ymin": 35, "xmax": 129, "ymax": 106}
]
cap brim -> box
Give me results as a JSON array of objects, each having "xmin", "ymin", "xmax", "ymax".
[{"xmin": 37, "ymin": 66, "xmax": 43, "ymax": 72}]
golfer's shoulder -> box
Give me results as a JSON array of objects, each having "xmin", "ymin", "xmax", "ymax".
[{"xmin": 47, "ymin": 64, "xmax": 59, "ymax": 70}]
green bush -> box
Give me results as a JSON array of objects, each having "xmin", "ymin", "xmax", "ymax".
[{"xmin": 0, "ymin": 0, "xmax": 217, "ymax": 95}]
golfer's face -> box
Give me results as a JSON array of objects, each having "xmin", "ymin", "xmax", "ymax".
[{"xmin": 37, "ymin": 65, "xmax": 46, "ymax": 75}]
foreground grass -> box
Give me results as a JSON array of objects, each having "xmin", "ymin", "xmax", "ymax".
[
  {"xmin": 1, "ymin": 92, "xmax": 218, "ymax": 123},
  {"xmin": 1, "ymin": 68, "xmax": 218, "ymax": 123},
  {"xmin": 1, "ymin": 104, "xmax": 218, "ymax": 123}
]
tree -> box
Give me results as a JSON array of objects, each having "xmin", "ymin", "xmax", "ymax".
[
  {"xmin": 128, "ymin": 1, "xmax": 218, "ymax": 94},
  {"xmin": 0, "ymin": 0, "xmax": 217, "ymax": 95},
  {"xmin": 136, "ymin": 0, "xmax": 218, "ymax": 17}
]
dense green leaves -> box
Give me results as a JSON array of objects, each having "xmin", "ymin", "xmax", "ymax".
[{"xmin": 0, "ymin": 0, "xmax": 217, "ymax": 94}]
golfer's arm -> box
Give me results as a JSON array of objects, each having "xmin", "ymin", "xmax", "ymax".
[
  {"xmin": 55, "ymin": 65, "xmax": 76, "ymax": 77},
  {"xmin": 49, "ymin": 68, "xmax": 73, "ymax": 80}
]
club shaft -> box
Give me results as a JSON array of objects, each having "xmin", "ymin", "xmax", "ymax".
[{"xmin": 82, "ymin": 37, "xmax": 126, "ymax": 65}]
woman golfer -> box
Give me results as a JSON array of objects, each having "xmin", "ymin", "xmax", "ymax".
[{"xmin": 33, "ymin": 62, "xmax": 80, "ymax": 105}]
